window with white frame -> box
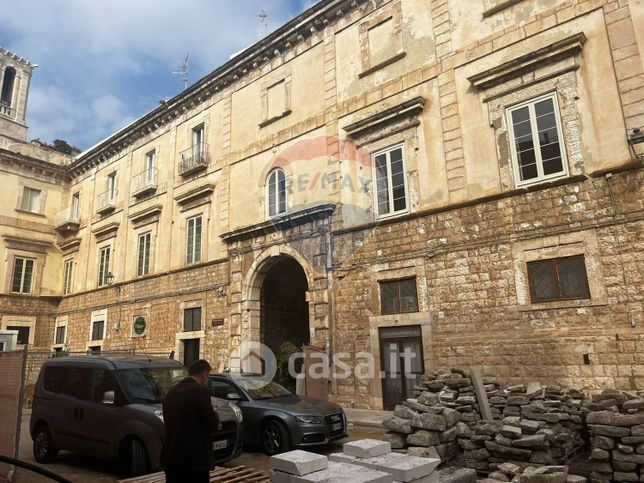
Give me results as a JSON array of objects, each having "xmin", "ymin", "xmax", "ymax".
[
  {"xmin": 107, "ymin": 172, "xmax": 117, "ymax": 201},
  {"xmin": 186, "ymin": 215, "xmax": 202, "ymax": 264},
  {"xmin": 20, "ymin": 187, "xmax": 42, "ymax": 213},
  {"xmin": 145, "ymin": 150, "xmax": 155, "ymax": 183},
  {"xmin": 137, "ymin": 232, "xmax": 151, "ymax": 277},
  {"xmin": 98, "ymin": 246, "xmax": 111, "ymax": 287},
  {"xmin": 71, "ymin": 192, "xmax": 80, "ymax": 220},
  {"xmin": 192, "ymin": 125, "xmax": 205, "ymax": 159},
  {"xmin": 507, "ymin": 93, "xmax": 567, "ymax": 186},
  {"xmin": 63, "ymin": 258, "xmax": 74, "ymax": 295},
  {"xmin": 266, "ymin": 168, "xmax": 287, "ymax": 218},
  {"xmin": 11, "ymin": 257, "xmax": 35, "ymax": 294},
  {"xmin": 373, "ymin": 145, "xmax": 408, "ymax": 218}
]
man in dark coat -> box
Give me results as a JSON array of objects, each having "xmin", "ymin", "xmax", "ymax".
[{"xmin": 161, "ymin": 359, "xmax": 221, "ymax": 483}]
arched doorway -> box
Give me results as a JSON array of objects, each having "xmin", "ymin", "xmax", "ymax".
[{"xmin": 260, "ymin": 256, "xmax": 310, "ymax": 359}]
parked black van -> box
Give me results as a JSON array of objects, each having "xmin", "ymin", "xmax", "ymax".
[{"xmin": 30, "ymin": 355, "xmax": 243, "ymax": 476}]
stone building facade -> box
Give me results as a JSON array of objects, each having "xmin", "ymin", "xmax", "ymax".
[{"xmin": 0, "ymin": 0, "xmax": 643, "ymax": 410}]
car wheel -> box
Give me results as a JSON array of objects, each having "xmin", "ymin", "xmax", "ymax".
[
  {"xmin": 127, "ymin": 439, "xmax": 148, "ymax": 477},
  {"xmin": 33, "ymin": 425, "xmax": 58, "ymax": 463},
  {"xmin": 261, "ymin": 420, "xmax": 290, "ymax": 455}
]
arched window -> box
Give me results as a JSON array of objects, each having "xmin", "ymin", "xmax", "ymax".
[
  {"xmin": 266, "ymin": 168, "xmax": 287, "ymax": 218},
  {"xmin": 1, "ymin": 67, "xmax": 16, "ymax": 106}
]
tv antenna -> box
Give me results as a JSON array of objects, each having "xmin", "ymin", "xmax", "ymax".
[
  {"xmin": 172, "ymin": 52, "xmax": 190, "ymax": 90},
  {"xmin": 256, "ymin": 9, "xmax": 268, "ymax": 36}
]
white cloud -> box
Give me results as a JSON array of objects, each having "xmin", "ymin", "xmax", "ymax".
[{"xmin": 2, "ymin": 0, "xmax": 305, "ymax": 148}]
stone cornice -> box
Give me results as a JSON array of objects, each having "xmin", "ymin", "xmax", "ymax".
[
  {"xmin": 68, "ymin": 0, "xmax": 376, "ymax": 177},
  {"xmin": 0, "ymin": 48, "xmax": 36, "ymax": 69},
  {"xmin": 221, "ymin": 203, "xmax": 336, "ymax": 243},
  {"xmin": 467, "ymin": 33, "xmax": 586, "ymax": 90},
  {"xmin": 0, "ymin": 147, "xmax": 69, "ymax": 180},
  {"xmin": 2, "ymin": 234, "xmax": 52, "ymax": 253}
]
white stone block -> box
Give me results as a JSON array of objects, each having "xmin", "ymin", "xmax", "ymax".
[
  {"xmin": 328, "ymin": 452, "xmax": 357, "ymax": 464},
  {"xmin": 395, "ymin": 472, "xmax": 439, "ymax": 483},
  {"xmin": 332, "ymin": 452, "xmax": 439, "ymax": 482},
  {"xmin": 270, "ymin": 470, "xmax": 293, "ymax": 483},
  {"xmin": 290, "ymin": 462, "xmax": 393, "ymax": 483},
  {"xmin": 344, "ymin": 439, "xmax": 392, "ymax": 458},
  {"xmin": 271, "ymin": 450, "xmax": 328, "ymax": 476}
]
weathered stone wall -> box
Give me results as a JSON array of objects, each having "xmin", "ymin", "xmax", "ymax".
[{"xmin": 332, "ymin": 168, "xmax": 643, "ymax": 408}]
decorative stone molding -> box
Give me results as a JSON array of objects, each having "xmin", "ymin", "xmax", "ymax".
[
  {"xmin": 468, "ymin": 33, "xmax": 586, "ymax": 91},
  {"xmin": 482, "ymin": 0, "xmax": 525, "ymax": 18},
  {"xmin": 343, "ymin": 96, "xmax": 426, "ymax": 146},
  {"xmin": 173, "ymin": 183, "xmax": 214, "ymax": 212},
  {"xmin": 259, "ymin": 71, "xmax": 293, "ymax": 128},
  {"xmin": 57, "ymin": 237, "xmax": 81, "ymax": 254},
  {"xmin": 358, "ymin": 1, "xmax": 404, "ymax": 77},
  {"xmin": 2, "ymin": 234, "xmax": 52, "ymax": 254},
  {"xmin": 91, "ymin": 221, "xmax": 120, "ymax": 242},
  {"xmin": 220, "ymin": 203, "xmax": 335, "ymax": 243},
  {"xmin": 128, "ymin": 204, "xmax": 163, "ymax": 229}
]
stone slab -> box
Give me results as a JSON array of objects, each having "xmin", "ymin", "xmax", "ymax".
[
  {"xmin": 344, "ymin": 439, "xmax": 392, "ymax": 458},
  {"xmin": 271, "ymin": 450, "xmax": 328, "ymax": 476},
  {"xmin": 394, "ymin": 472, "xmax": 439, "ymax": 483},
  {"xmin": 287, "ymin": 462, "xmax": 394, "ymax": 483},
  {"xmin": 328, "ymin": 452, "xmax": 439, "ymax": 482}
]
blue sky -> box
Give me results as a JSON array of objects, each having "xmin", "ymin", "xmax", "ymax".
[{"xmin": 0, "ymin": 0, "xmax": 315, "ymax": 150}]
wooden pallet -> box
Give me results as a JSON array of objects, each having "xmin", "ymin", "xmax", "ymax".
[{"xmin": 118, "ymin": 465, "xmax": 270, "ymax": 483}]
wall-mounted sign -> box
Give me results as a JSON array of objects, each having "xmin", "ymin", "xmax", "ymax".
[
  {"xmin": 133, "ymin": 316, "xmax": 147, "ymax": 336},
  {"xmin": 212, "ymin": 318, "xmax": 225, "ymax": 327}
]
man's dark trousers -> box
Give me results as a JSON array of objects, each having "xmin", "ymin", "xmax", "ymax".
[{"xmin": 164, "ymin": 468, "xmax": 209, "ymax": 483}]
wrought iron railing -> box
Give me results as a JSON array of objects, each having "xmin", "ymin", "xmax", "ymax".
[
  {"xmin": 179, "ymin": 143, "xmax": 209, "ymax": 175},
  {"xmin": 131, "ymin": 168, "xmax": 158, "ymax": 196}
]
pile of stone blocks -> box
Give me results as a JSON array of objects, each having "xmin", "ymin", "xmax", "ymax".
[
  {"xmin": 480, "ymin": 463, "xmax": 586, "ymax": 482},
  {"xmin": 269, "ymin": 448, "xmax": 392, "ymax": 482},
  {"xmin": 330, "ymin": 439, "xmax": 441, "ymax": 482},
  {"xmin": 585, "ymin": 388, "xmax": 644, "ymax": 482}
]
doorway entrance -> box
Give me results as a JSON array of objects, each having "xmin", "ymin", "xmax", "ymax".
[
  {"xmin": 259, "ymin": 256, "xmax": 309, "ymax": 388},
  {"xmin": 183, "ymin": 338, "xmax": 200, "ymax": 368},
  {"xmin": 379, "ymin": 325, "xmax": 424, "ymax": 410}
]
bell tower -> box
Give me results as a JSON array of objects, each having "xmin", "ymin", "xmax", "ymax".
[{"xmin": 0, "ymin": 48, "xmax": 36, "ymax": 142}]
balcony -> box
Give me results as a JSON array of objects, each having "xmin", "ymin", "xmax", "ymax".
[
  {"xmin": 131, "ymin": 168, "xmax": 158, "ymax": 197},
  {"xmin": 179, "ymin": 143, "xmax": 209, "ymax": 176},
  {"xmin": 96, "ymin": 190, "xmax": 117, "ymax": 215},
  {"xmin": 0, "ymin": 102, "xmax": 14, "ymax": 118},
  {"xmin": 54, "ymin": 208, "xmax": 80, "ymax": 234}
]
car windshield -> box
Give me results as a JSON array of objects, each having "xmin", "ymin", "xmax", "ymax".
[
  {"xmin": 117, "ymin": 366, "xmax": 186, "ymax": 403},
  {"xmin": 237, "ymin": 378, "xmax": 293, "ymax": 400}
]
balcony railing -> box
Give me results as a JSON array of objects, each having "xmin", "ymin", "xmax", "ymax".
[
  {"xmin": 179, "ymin": 143, "xmax": 209, "ymax": 176},
  {"xmin": 54, "ymin": 208, "xmax": 80, "ymax": 234},
  {"xmin": 0, "ymin": 102, "xmax": 14, "ymax": 118},
  {"xmin": 131, "ymin": 168, "xmax": 158, "ymax": 197},
  {"xmin": 96, "ymin": 190, "xmax": 117, "ymax": 214}
]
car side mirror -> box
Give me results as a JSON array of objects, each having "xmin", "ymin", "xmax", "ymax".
[
  {"xmin": 226, "ymin": 392, "xmax": 241, "ymax": 400},
  {"xmin": 102, "ymin": 390, "xmax": 115, "ymax": 405}
]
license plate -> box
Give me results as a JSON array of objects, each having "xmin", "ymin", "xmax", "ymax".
[
  {"xmin": 331, "ymin": 422, "xmax": 342, "ymax": 431},
  {"xmin": 212, "ymin": 439, "xmax": 228, "ymax": 450}
]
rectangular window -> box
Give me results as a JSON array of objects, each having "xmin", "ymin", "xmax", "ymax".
[
  {"xmin": 379, "ymin": 278, "xmax": 419, "ymax": 314},
  {"xmin": 63, "ymin": 259, "xmax": 73, "ymax": 295},
  {"xmin": 91, "ymin": 320, "xmax": 105, "ymax": 341},
  {"xmin": 183, "ymin": 307, "xmax": 202, "ymax": 332},
  {"xmin": 137, "ymin": 232, "xmax": 151, "ymax": 277},
  {"xmin": 186, "ymin": 216, "xmax": 202, "ymax": 264},
  {"xmin": 107, "ymin": 172, "xmax": 117, "ymax": 200},
  {"xmin": 71, "ymin": 192, "xmax": 80, "ymax": 220},
  {"xmin": 192, "ymin": 125, "xmax": 204, "ymax": 159},
  {"xmin": 43, "ymin": 366, "xmax": 65, "ymax": 393},
  {"xmin": 527, "ymin": 255, "xmax": 590, "ymax": 302},
  {"xmin": 373, "ymin": 145, "xmax": 408, "ymax": 218},
  {"xmin": 98, "ymin": 246, "xmax": 111, "ymax": 287},
  {"xmin": 508, "ymin": 93, "xmax": 567, "ymax": 186},
  {"xmin": 55, "ymin": 325, "xmax": 66, "ymax": 345},
  {"xmin": 20, "ymin": 187, "xmax": 42, "ymax": 213},
  {"xmin": 145, "ymin": 150, "xmax": 155, "ymax": 173},
  {"xmin": 11, "ymin": 257, "xmax": 35, "ymax": 294},
  {"xmin": 7, "ymin": 325, "xmax": 30, "ymax": 345}
]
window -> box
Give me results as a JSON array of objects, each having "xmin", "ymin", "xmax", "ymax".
[
  {"xmin": 89, "ymin": 369, "xmax": 122, "ymax": 403},
  {"xmin": 137, "ymin": 232, "xmax": 151, "ymax": 277},
  {"xmin": 91, "ymin": 320, "xmax": 105, "ymax": 341},
  {"xmin": 373, "ymin": 145, "xmax": 407, "ymax": 218},
  {"xmin": 192, "ymin": 125, "xmax": 204, "ymax": 159},
  {"xmin": 11, "ymin": 257, "xmax": 34, "ymax": 294},
  {"xmin": 145, "ymin": 150, "xmax": 155, "ymax": 173},
  {"xmin": 266, "ymin": 169, "xmax": 287, "ymax": 218},
  {"xmin": 508, "ymin": 93, "xmax": 567, "ymax": 186},
  {"xmin": 64, "ymin": 367, "xmax": 91, "ymax": 400},
  {"xmin": 186, "ymin": 216, "xmax": 202, "ymax": 264},
  {"xmin": 1, "ymin": 67, "xmax": 16, "ymax": 105},
  {"xmin": 0, "ymin": 342, "xmax": 5, "ymax": 351},
  {"xmin": 55, "ymin": 325, "xmax": 66, "ymax": 345},
  {"xmin": 43, "ymin": 366, "xmax": 65, "ymax": 393},
  {"xmin": 71, "ymin": 192, "xmax": 80, "ymax": 220},
  {"xmin": 210, "ymin": 379, "xmax": 242, "ymax": 400},
  {"xmin": 98, "ymin": 246, "xmax": 111, "ymax": 287},
  {"xmin": 107, "ymin": 172, "xmax": 117, "ymax": 200},
  {"xmin": 20, "ymin": 187, "xmax": 42, "ymax": 213},
  {"xmin": 63, "ymin": 258, "xmax": 73, "ymax": 295},
  {"xmin": 379, "ymin": 278, "xmax": 418, "ymax": 314},
  {"xmin": 183, "ymin": 307, "xmax": 202, "ymax": 332},
  {"xmin": 6, "ymin": 326, "xmax": 30, "ymax": 345},
  {"xmin": 527, "ymin": 255, "xmax": 590, "ymax": 302}
]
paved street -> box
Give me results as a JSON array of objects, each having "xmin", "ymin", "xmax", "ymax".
[{"xmin": 15, "ymin": 409, "xmax": 385, "ymax": 482}]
